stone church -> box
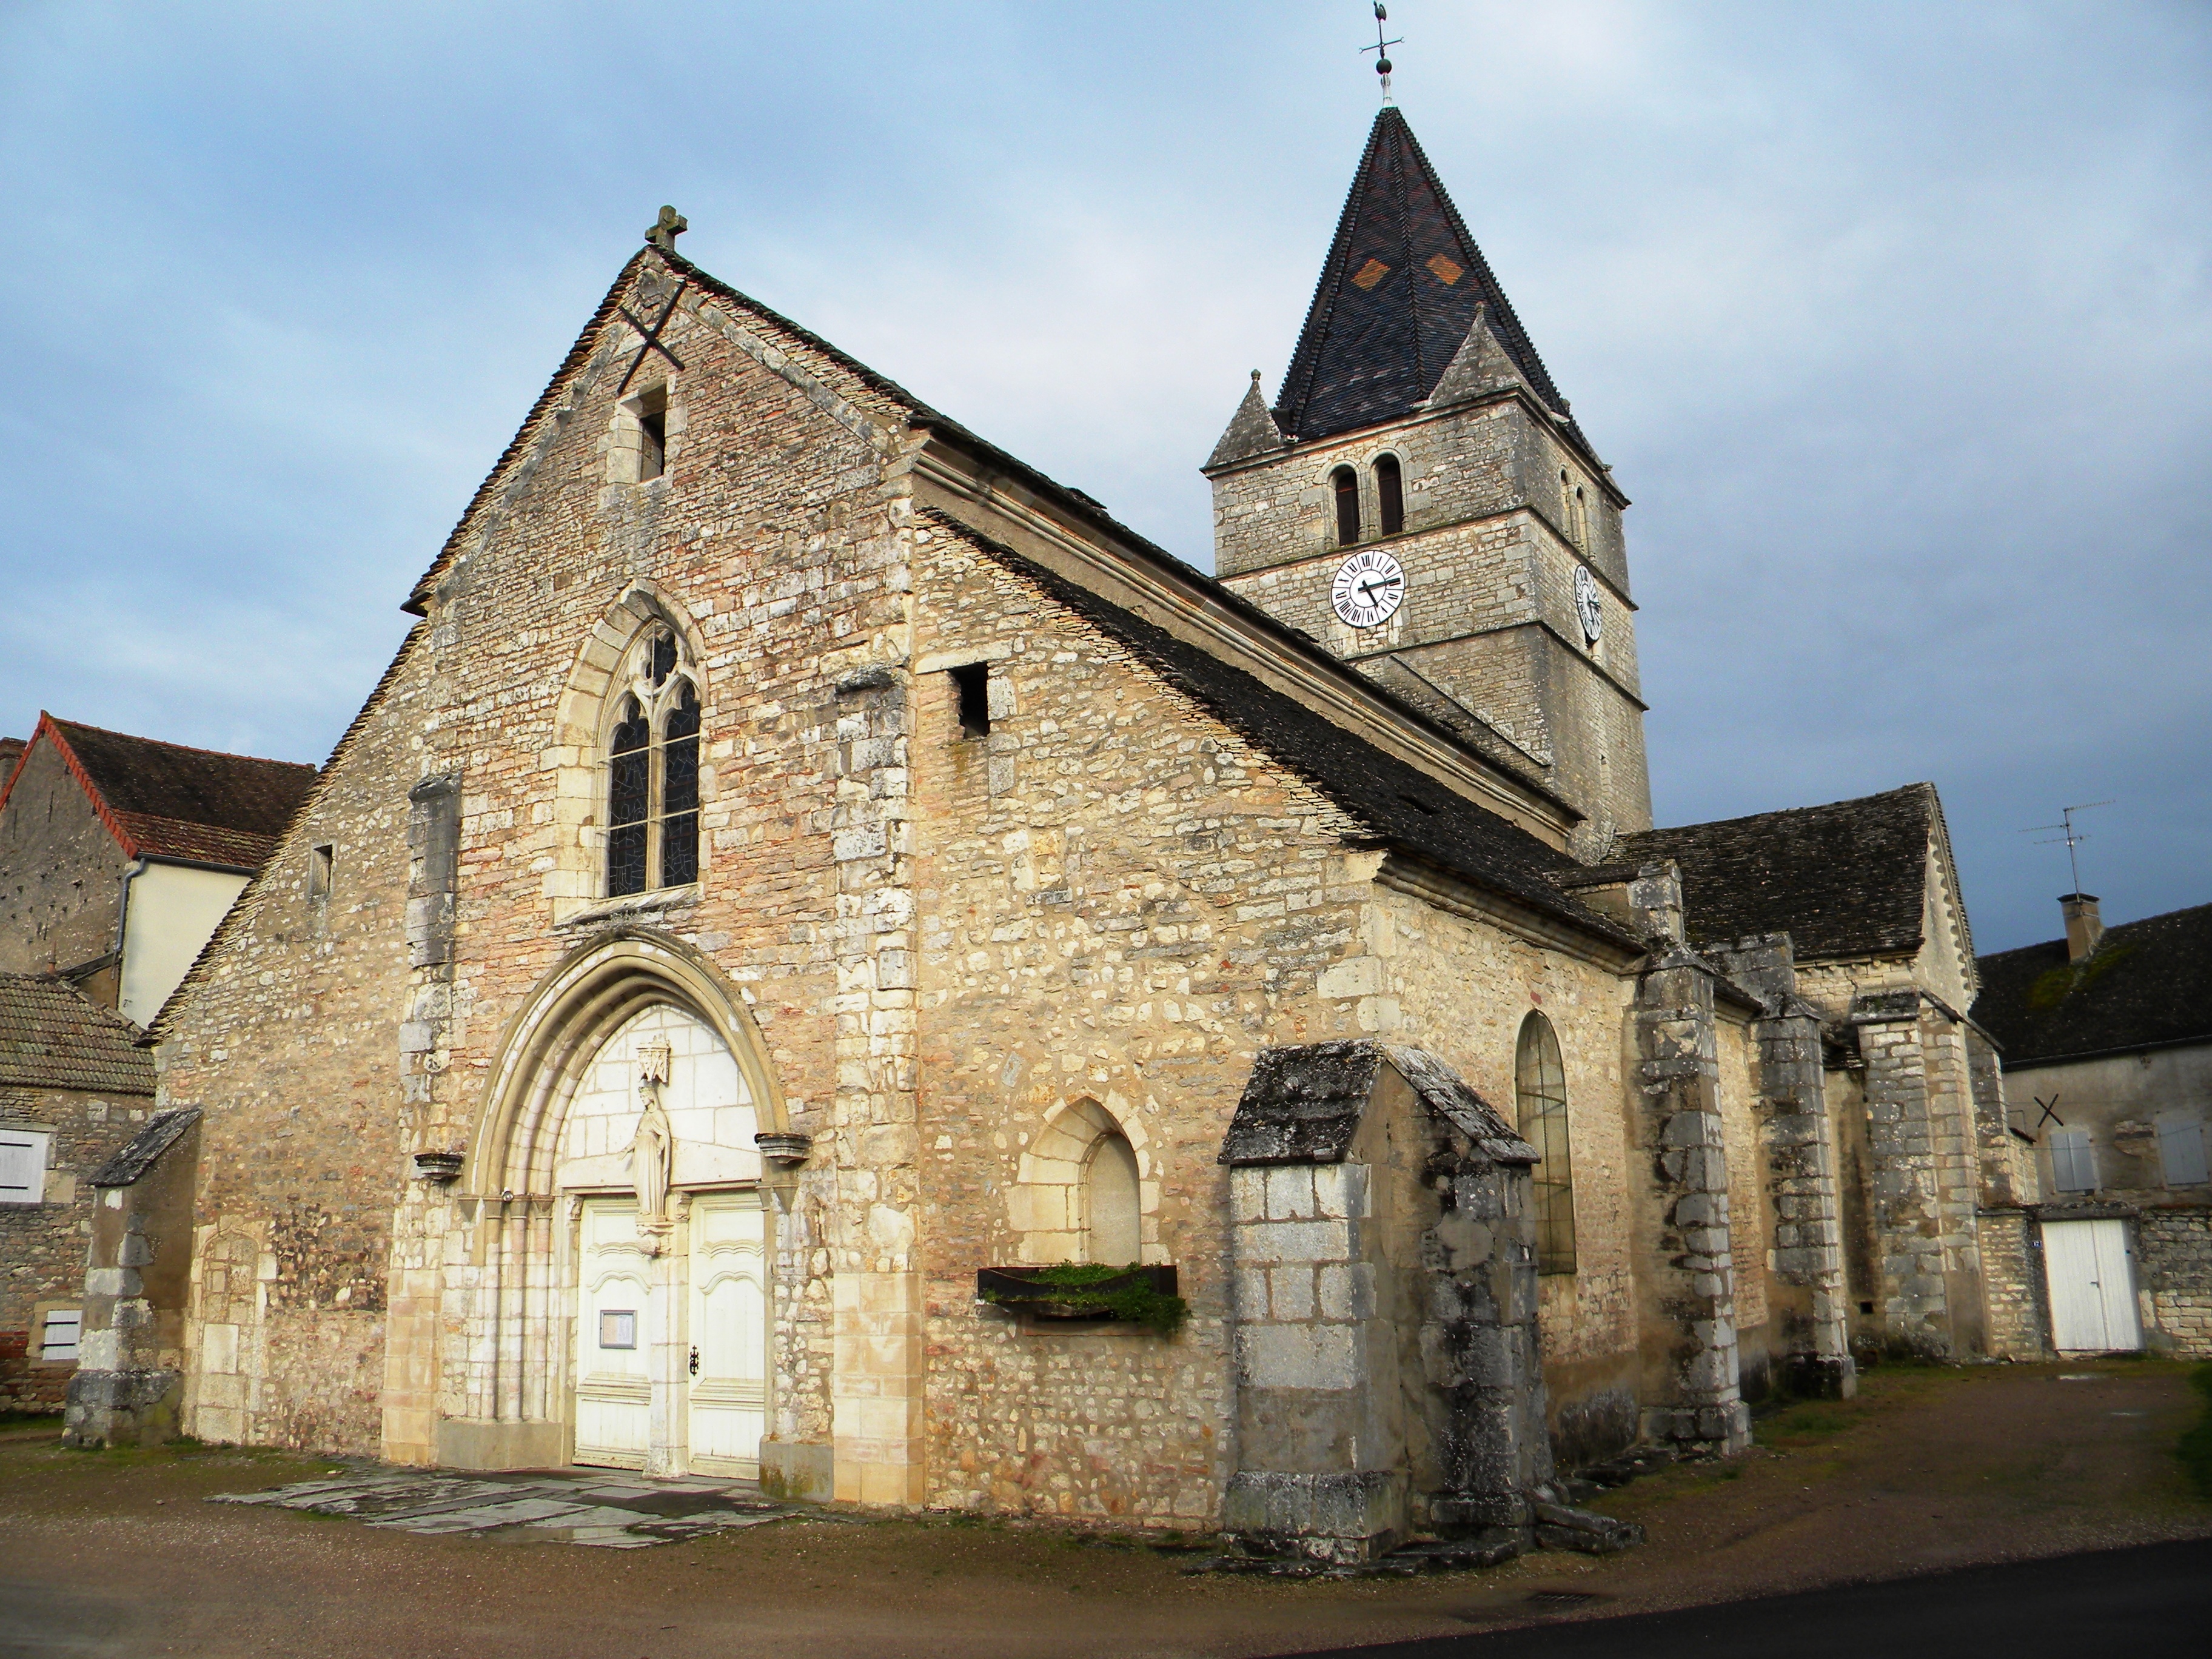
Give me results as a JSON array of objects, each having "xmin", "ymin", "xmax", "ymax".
[{"xmin": 65, "ymin": 109, "xmax": 2043, "ymax": 1561}]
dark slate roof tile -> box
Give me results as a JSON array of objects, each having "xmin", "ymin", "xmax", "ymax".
[
  {"xmin": 1619, "ymin": 785, "xmax": 1937, "ymax": 960},
  {"xmin": 90, "ymin": 1108, "xmax": 200, "ymax": 1186},
  {"xmin": 0, "ymin": 975, "xmax": 156, "ymax": 1096},
  {"xmin": 1972, "ymin": 902, "xmax": 2212, "ymax": 1066}
]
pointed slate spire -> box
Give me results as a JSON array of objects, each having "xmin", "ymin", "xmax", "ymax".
[
  {"xmin": 1207, "ymin": 370, "xmax": 1288, "ymax": 469},
  {"xmin": 1272, "ymin": 108, "xmax": 1579, "ymax": 447}
]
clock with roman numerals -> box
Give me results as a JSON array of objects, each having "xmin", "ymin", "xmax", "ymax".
[{"xmin": 1330, "ymin": 549, "xmax": 1406, "ymax": 629}]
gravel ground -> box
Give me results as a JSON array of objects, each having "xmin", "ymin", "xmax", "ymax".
[{"xmin": 1, "ymin": 1357, "xmax": 2205, "ymax": 1659}]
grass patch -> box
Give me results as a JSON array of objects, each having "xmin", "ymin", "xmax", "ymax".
[{"xmin": 2178, "ymin": 1364, "xmax": 2212, "ymax": 1502}]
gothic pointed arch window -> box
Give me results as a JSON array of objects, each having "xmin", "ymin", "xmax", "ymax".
[
  {"xmin": 605, "ymin": 625, "xmax": 703, "ymax": 897},
  {"xmin": 1515, "ymin": 1011, "xmax": 1576, "ymax": 1275}
]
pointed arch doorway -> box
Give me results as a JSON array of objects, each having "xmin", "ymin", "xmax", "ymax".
[{"xmin": 451, "ymin": 934, "xmax": 788, "ymax": 1478}]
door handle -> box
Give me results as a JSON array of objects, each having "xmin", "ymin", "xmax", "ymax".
[{"xmin": 688, "ymin": 1345, "xmax": 700, "ymax": 1377}]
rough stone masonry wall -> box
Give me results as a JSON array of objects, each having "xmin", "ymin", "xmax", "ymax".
[
  {"xmin": 0, "ymin": 1085, "xmax": 151, "ymax": 1409},
  {"xmin": 1364, "ymin": 886, "xmax": 1642, "ymax": 1464},
  {"xmin": 0, "ymin": 740, "xmax": 128, "ymax": 978},
  {"xmin": 158, "ymin": 631, "xmax": 431, "ymax": 1454},
  {"xmin": 907, "ymin": 528, "xmax": 1379, "ymax": 1523},
  {"xmin": 1628, "ymin": 923, "xmax": 1751, "ymax": 1452},
  {"xmin": 1977, "ymin": 1208, "xmax": 2049, "ymax": 1361},
  {"xmin": 2139, "ymin": 1208, "xmax": 2212, "ymax": 1359}
]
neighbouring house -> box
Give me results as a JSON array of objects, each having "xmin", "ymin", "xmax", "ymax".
[
  {"xmin": 0, "ymin": 714, "xmax": 318, "ymax": 1026},
  {"xmin": 0, "ymin": 974, "xmax": 156, "ymax": 1410},
  {"xmin": 1973, "ymin": 896, "xmax": 2212, "ymax": 1358}
]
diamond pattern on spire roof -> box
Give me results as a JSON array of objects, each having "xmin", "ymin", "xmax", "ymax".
[{"xmin": 1272, "ymin": 108, "xmax": 1580, "ymax": 449}]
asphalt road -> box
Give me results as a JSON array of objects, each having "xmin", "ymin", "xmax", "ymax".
[{"xmin": 1279, "ymin": 1537, "xmax": 2212, "ymax": 1659}]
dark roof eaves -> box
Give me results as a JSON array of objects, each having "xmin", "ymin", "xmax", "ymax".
[{"xmin": 1998, "ymin": 1029, "xmax": 2212, "ymax": 1072}]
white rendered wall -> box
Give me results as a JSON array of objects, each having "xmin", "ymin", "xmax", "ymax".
[{"xmin": 119, "ymin": 863, "xmax": 249, "ymax": 1027}]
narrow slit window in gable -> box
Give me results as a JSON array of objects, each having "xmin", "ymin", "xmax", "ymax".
[{"xmin": 951, "ymin": 662, "xmax": 990, "ymax": 739}]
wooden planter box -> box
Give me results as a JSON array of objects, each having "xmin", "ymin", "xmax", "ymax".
[{"xmin": 975, "ymin": 1265, "xmax": 1179, "ymax": 1322}]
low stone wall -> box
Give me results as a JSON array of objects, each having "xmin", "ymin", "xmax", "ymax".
[{"xmin": 2138, "ymin": 1208, "xmax": 2212, "ymax": 1359}]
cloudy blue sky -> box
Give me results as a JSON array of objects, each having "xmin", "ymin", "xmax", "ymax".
[{"xmin": 1, "ymin": 1, "xmax": 2205, "ymax": 954}]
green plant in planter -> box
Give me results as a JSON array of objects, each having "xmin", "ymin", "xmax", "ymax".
[{"xmin": 982, "ymin": 1264, "xmax": 1189, "ymax": 1335}]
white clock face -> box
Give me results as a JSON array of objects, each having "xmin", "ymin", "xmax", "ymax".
[
  {"xmin": 1574, "ymin": 565, "xmax": 1603, "ymax": 643},
  {"xmin": 1331, "ymin": 549, "xmax": 1406, "ymax": 629}
]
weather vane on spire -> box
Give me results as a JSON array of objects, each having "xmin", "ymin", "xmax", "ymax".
[{"xmin": 1363, "ymin": 4, "xmax": 1403, "ymax": 106}]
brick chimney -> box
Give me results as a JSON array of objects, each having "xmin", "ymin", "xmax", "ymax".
[{"xmin": 2060, "ymin": 893, "xmax": 2103, "ymax": 962}]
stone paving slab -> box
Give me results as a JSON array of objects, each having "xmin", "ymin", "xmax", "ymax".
[{"xmin": 209, "ymin": 1465, "xmax": 810, "ymax": 1548}]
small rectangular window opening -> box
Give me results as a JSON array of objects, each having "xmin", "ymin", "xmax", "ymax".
[
  {"xmin": 951, "ymin": 662, "xmax": 990, "ymax": 739},
  {"xmin": 307, "ymin": 844, "xmax": 334, "ymax": 904},
  {"xmin": 638, "ymin": 387, "xmax": 668, "ymax": 482}
]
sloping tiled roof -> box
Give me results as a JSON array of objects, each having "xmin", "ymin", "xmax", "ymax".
[
  {"xmin": 1619, "ymin": 785, "xmax": 1937, "ymax": 960},
  {"xmin": 1272, "ymin": 107, "xmax": 1583, "ymax": 450},
  {"xmin": 3, "ymin": 715, "xmax": 318, "ymax": 871},
  {"xmin": 1973, "ymin": 902, "xmax": 2212, "ymax": 1067},
  {"xmin": 934, "ymin": 511, "xmax": 1637, "ymax": 953},
  {"xmin": 0, "ymin": 975, "xmax": 156, "ymax": 1096}
]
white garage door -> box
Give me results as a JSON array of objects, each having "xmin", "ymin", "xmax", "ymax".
[{"xmin": 2043, "ymin": 1218, "xmax": 2143, "ymax": 1353}]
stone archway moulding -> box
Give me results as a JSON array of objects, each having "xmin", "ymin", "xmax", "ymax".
[{"xmin": 466, "ymin": 930, "xmax": 786, "ymax": 1200}]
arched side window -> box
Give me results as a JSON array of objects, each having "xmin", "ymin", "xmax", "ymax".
[
  {"xmin": 605, "ymin": 626, "xmax": 702, "ymax": 897},
  {"xmin": 1332, "ymin": 466, "xmax": 1361, "ymax": 546},
  {"xmin": 1515, "ymin": 1011, "xmax": 1576, "ymax": 1275},
  {"xmin": 1085, "ymin": 1131, "xmax": 1142, "ymax": 1267},
  {"xmin": 1375, "ymin": 454, "xmax": 1404, "ymax": 537}
]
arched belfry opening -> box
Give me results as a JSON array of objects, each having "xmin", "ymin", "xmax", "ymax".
[{"xmin": 432, "ymin": 933, "xmax": 789, "ymax": 1477}]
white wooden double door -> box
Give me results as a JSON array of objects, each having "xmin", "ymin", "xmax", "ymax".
[
  {"xmin": 572, "ymin": 1192, "xmax": 768, "ymax": 1475},
  {"xmin": 2043, "ymin": 1218, "xmax": 2144, "ymax": 1354}
]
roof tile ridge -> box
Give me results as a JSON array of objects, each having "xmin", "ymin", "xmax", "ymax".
[
  {"xmin": 49, "ymin": 716, "xmax": 316, "ymax": 776},
  {"xmin": 24, "ymin": 714, "xmax": 142, "ymax": 860}
]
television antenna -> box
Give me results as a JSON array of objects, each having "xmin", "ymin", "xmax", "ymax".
[
  {"xmin": 2022, "ymin": 800, "xmax": 2113, "ymax": 894},
  {"xmin": 1362, "ymin": 5, "xmax": 1403, "ymax": 105}
]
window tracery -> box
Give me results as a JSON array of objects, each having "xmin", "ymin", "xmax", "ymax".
[{"xmin": 605, "ymin": 625, "xmax": 702, "ymax": 897}]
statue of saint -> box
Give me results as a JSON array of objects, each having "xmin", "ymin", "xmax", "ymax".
[{"xmin": 629, "ymin": 1036, "xmax": 676, "ymax": 1253}]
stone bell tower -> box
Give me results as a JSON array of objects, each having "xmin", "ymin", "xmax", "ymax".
[{"xmin": 1205, "ymin": 108, "xmax": 1651, "ymax": 860}]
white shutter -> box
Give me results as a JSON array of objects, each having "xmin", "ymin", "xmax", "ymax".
[
  {"xmin": 2157, "ymin": 1114, "xmax": 2210, "ymax": 1187},
  {"xmin": 0, "ymin": 1128, "xmax": 49, "ymax": 1204},
  {"xmin": 40, "ymin": 1309, "xmax": 81, "ymax": 1362}
]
